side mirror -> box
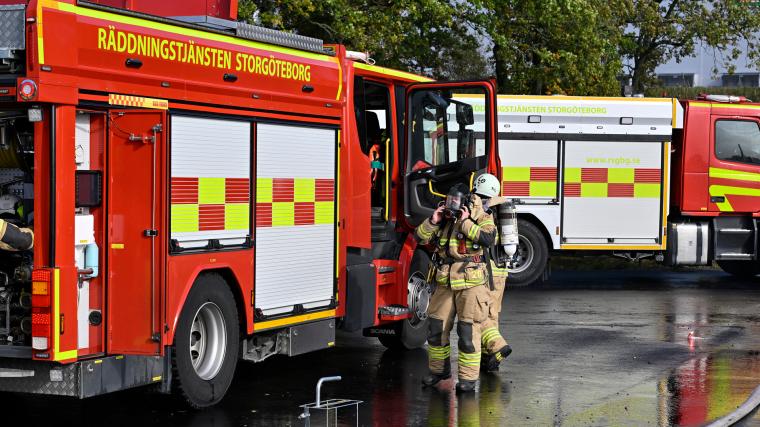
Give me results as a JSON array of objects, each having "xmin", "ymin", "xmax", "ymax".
[{"xmin": 456, "ymin": 102, "xmax": 474, "ymax": 126}]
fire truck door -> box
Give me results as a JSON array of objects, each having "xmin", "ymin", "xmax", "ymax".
[
  {"xmin": 107, "ymin": 110, "xmax": 164, "ymax": 355},
  {"xmin": 708, "ymin": 114, "xmax": 760, "ymax": 213},
  {"xmin": 403, "ymin": 81, "xmax": 499, "ymax": 227}
]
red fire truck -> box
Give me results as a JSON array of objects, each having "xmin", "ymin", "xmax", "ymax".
[{"xmin": 0, "ymin": 0, "xmax": 500, "ymax": 406}]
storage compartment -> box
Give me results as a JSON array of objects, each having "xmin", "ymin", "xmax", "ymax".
[
  {"xmin": 0, "ymin": 108, "xmax": 35, "ymax": 353},
  {"xmin": 288, "ymin": 319, "xmax": 335, "ymax": 357},
  {"xmin": 561, "ymin": 140, "xmax": 665, "ymax": 245}
]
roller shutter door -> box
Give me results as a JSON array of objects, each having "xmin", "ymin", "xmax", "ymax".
[{"xmin": 254, "ymin": 123, "xmax": 337, "ymax": 316}]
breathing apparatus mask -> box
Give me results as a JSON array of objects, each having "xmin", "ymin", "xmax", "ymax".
[{"xmin": 440, "ymin": 184, "xmax": 471, "ymax": 221}]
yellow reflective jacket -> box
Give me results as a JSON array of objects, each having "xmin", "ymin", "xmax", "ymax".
[{"xmin": 415, "ymin": 194, "xmax": 497, "ymax": 290}]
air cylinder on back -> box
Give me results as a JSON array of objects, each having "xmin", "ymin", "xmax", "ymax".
[{"xmin": 497, "ymin": 201, "xmax": 519, "ymax": 262}]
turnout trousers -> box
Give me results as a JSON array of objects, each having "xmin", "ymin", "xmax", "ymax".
[
  {"xmin": 426, "ymin": 283, "xmax": 491, "ymax": 382},
  {"xmin": 481, "ymin": 270, "xmax": 508, "ymax": 358}
]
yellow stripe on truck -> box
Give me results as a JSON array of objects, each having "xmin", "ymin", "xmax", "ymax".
[
  {"xmin": 253, "ymin": 309, "xmax": 336, "ymax": 332},
  {"xmin": 709, "ymin": 166, "xmax": 760, "ymax": 183},
  {"xmin": 53, "ymin": 268, "xmax": 77, "ymax": 361}
]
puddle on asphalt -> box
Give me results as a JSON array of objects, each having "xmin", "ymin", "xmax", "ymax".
[
  {"xmin": 663, "ymin": 351, "xmax": 760, "ymax": 427},
  {"xmin": 378, "ymin": 350, "xmax": 760, "ymax": 427}
]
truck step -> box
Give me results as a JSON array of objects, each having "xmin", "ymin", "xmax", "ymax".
[
  {"xmin": 0, "ymin": 368, "xmax": 34, "ymax": 378},
  {"xmin": 717, "ymin": 253, "xmax": 754, "ymax": 260},
  {"xmin": 378, "ymin": 305, "xmax": 411, "ymax": 321},
  {"xmin": 718, "ymin": 228, "xmax": 753, "ymax": 234}
]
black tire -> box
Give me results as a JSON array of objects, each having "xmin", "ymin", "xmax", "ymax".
[
  {"xmin": 507, "ymin": 219, "xmax": 549, "ymax": 287},
  {"xmin": 716, "ymin": 260, "xmax": 760, "ymax": 278},
  {"xmin": 378, "ymin": 251, "xmax": 431, "ymax": 350},
  {"xmin": 173, "ymin": 273, "xmax": 239, "ymax": 408}
]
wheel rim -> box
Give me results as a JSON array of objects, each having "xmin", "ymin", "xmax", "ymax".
[
  {"xmin": 508, "ymin": 235, "xmax": 534, "ymax": 274},
  {"xmin": 189, "ymin": 302, "xmax": 227, "ymax": 380},
  {"xmin": 407, "ymin": 271, "xmax": 432, "ymax": 328}
]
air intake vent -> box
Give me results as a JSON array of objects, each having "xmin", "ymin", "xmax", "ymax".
[{"xmin": 236, "ymin": 22, "xmax": 324, "ymax": 54}]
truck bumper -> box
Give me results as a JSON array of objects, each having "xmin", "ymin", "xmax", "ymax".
[{"xmin": 0, "ymin": 354, "xmax": 167, "ymax": 398}]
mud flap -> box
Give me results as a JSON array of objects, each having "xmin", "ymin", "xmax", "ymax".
[{"xmin": 343, "ymin": 263, "xmax": 377, "ymax": 332}]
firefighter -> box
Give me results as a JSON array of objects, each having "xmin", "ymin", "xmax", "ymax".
[
  {"xmin": 470, "ymin": 174, "xmax": 513, "ymax": 372},
  {"xmin": 417, "ymin": 182, "xmax": 497, "ymax": 393}
]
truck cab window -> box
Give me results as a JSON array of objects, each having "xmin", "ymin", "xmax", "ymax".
[
  {"xmin": 408, "ymin": 90, "xmax": 485, "ymax": 171},
  {"xmin": 715, "ymin": 120, "xmax": 760, "ymax": 165},
  {"xmin": 404, "ymin": 86, "xmax": 492, "ymax": 226},
  {"xmin": 354, "ymin": 80, "xmax": 393, "ymax": 227}
]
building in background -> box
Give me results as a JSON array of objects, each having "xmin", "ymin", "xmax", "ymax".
[{"xmin": 655, "ymin": 41, "xmax": 758, "ymax": 87}]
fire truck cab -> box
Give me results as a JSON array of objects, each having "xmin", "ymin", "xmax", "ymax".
[{"xmin": 0, "ymin": 0, "xmax": 500, "ymax": 407}]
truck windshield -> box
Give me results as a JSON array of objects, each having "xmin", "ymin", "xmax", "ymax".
[{"xmin": 408, "ymin": 89, "xmax": 486, "ymax": 171}]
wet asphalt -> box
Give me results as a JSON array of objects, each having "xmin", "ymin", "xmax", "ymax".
[{"xmin": 8, "ymin": 268, "xmax": 760, "ymax": 426}]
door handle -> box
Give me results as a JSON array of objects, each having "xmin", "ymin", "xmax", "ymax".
[{"xmin": 711, "ymin": 196, "xmax": 725, "ymax": 203}]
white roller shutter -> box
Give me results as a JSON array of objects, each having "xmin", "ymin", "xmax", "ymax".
[
  {"xmin": 170, "ymin": 115, "xmax": 251, "ymax": 249},
  {"xmin": 254, "ymin": 123, "xmax": 336, "ymax": 316},
  {"xmin": 562, "ymin": 140, "xmax": 664, "ymax": 244}
]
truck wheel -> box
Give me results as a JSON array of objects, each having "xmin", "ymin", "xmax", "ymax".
[
  {"xmin": 716, "ymin": 260, "xmax": 760, "ymax": 278},
  {"xmin": 173, "ymin": 273, "xmax": 239, "ymax": 408},
  {"xmin": 507, "ymin": 219, "xmax": 548, "ymax": 287},
  {"xmin": 378, "ymin": 251, "xmax": 431, "ymax": 350}
]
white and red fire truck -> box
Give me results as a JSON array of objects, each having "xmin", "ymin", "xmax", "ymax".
[
  {"xmin": 0, "ymin": 0, "xmax": 502, "ymax": 407},
  {"xmin": 465, "ymin": 94, "xmax": 760, "ymax": 285}
]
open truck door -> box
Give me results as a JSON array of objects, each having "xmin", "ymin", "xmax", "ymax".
[{"xmin": 402, "ymin": 81, "xmax": 499, "ymax": 228}]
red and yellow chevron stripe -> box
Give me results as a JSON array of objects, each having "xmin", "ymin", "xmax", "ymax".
[
  {"xmin": 171, "ymin": 177, "xmax": 250, "ymax": 233},
  {"xmin": 564, "ymin": 167, "xmax": 661, "ymax": 198},
  {"xmin": 108, "ymin": 94, "xmax": 168, "ymax": 110},
  {"xmin": 256, "ymin": 178, "xmax": 335, "ymax": 227},
  {"xmin": 502, "ymin": 166, "xmax": 557, "ymax": 197}
]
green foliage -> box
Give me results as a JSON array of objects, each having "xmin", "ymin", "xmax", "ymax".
[
  {"xmin": 236, "ymin": 1, "xmax": 760, "ymax": 96},
  {"xmin": 466, "ymin": 0, "xmax": 627, "ymax": 96},
  {"xmin": 621, "ymin": 0, "xmax": 760, "ymax": 92},
  {"xmin": 237, "ymin": 0, "xmax": 487, "ymax": 80}
]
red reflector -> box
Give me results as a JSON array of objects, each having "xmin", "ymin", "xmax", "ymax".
[
  {"xmin": 32, "ymin": 269, "xmax": 51, "ymax": 282},
  {"xmin": 32, "ymin": 312, "xmax": 50, "ymax": 325}
]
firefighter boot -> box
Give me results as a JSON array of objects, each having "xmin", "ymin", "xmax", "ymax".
[
  {"xmin": 422, "ymin": 357, "xmax": 451, "ymax": 387},
  {"xmin": 485, "ymin": 344, "xmax": 512, "ymax": 372},
  {"xmin": 456, "ymin": 379, "xmax": 477, "ymax": 393}
]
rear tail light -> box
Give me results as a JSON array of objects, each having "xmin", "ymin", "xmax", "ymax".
[
  {"xmin": 18, "ymin": 79, "xmax": 38, "ymax": 101},
  {"xmin": 31, "ymin": 269, "xmax": 52, "ymax": 351}
]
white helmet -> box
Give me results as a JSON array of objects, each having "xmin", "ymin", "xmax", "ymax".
[{"xmin": 473, "ymin": 173, "xmax": 500, "ymax": 198}]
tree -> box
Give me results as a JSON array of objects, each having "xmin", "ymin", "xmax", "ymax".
[
  {"xmin": 466, "ymin": 0, "xmax": 627, "ymax": 96},
  {"xmin": 237, "ymin": 0, "xmax": 488, "ymax": 80},
  {"xmin": 621, "ymin": 0, "xmax": 760, "ymax": 92}
]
